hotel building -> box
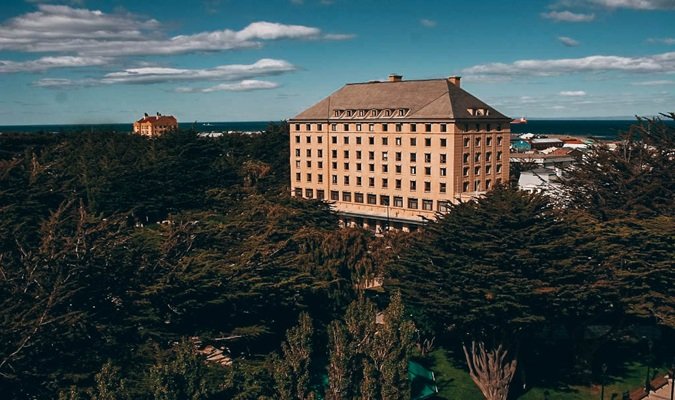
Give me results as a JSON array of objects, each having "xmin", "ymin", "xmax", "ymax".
[
  {"xmin": 289, "ymin": 75, "xmax": 510, "ymax": 231},
  {"xmin": 133, "ymin": 113, "xmax": 178, "ymax": 136}
]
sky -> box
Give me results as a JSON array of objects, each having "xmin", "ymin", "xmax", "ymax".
[{"xmin": 0, "ymin": 0, "xmax": 674, "ymax": 125}]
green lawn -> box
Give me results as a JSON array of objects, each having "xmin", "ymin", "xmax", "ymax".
[{"xmin": 425, "ymin": 348, "xmax": 661, "ymax": 400}]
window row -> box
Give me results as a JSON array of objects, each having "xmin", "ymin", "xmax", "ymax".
[
  {"xmin": 295, "ymin": 149, "xmax": 447, "ymax": 163},
  {"xmin": 462, "ymin": 151, "xmax": 503, "ymax": 164},
  {"xmin": 462, "ymin": 179, "xmax": 500, "ymax": 192},
  {"xmin": 294, "ymin": 122, "xmax": 505, "ymax": 133},
  {"xmin": 463, "ymin": 136, "xmax": 503, "ymax": 147}
]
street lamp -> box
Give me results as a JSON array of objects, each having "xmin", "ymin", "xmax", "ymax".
[{"xmin": 601, "ymin": 363, "xmax": 607, "ymax": 400}]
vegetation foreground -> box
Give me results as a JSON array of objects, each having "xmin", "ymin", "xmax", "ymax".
[{"xmin": 0, "ymin": 116, "xmax": 673, "ymax": 399}]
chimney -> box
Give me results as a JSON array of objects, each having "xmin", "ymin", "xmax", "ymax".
[
  {"xmin": 448, "ymin": 76, "xmax": 461, "ymax": 87},
  {"xmin": 156, "ymin": 112, "xmax": 161, "ymax": 116},
  {"xmin": 144, "ymin": 112, "xmax": 148, "ymax": 117},
  {"xmin": 388, "ymin": 74, "xmax": 403, "ymax": 82}
]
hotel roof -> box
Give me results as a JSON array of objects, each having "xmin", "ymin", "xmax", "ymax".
[{"xmin": 291, "ymin": 76, "xmax": 509, "ymax": 121}]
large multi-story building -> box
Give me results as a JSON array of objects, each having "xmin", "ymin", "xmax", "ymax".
[
  {"xmin": 289, "ymin": 74, "xmax": 510, "ymax": 231},
  {"xmin": 133, "ymin": 113, "xmax": 178, "ymax": 136}
]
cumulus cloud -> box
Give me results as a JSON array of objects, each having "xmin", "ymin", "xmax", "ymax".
[
  {"xmin": 0, "ymin": 5, "xmax": 353, "ymax": 59},
  {"xmin": 588, "ymin": 0, "xmax": 675, "ymax": 10},
  {"xmin": 462, "ymin": 52, "xmax": 675, "ymax": 78},
  {"xmin": 630, "ymin": 80, "xmax": 675, "ymax": 85},
  {"xmin": 419, "ymin": 19, "xmax": 437, "ymax": 28},
  {"xmin": 559, "ymin": 90, "xmax": 587, "ymax": 96},
  {"xmin": 323, "ymin": 33, "xmax": 356, "ymax": 40},
  {"xmin": 33, "ymin": 58, "xmax": 296, "ymax": 88},
  {"xmin": 177, "ymin": 79, "xmax": 280, "ymax": 93},
  {"xmin": 542, "ymin": 10, "xmax": 595, "ymax": 22},
  {"xmin": 558, "ymin": 36, "xmax": 580, "ymax": 46},
  {"xmin": 0, "ymin": 55, "xmax": 110, "ymax": 73}
]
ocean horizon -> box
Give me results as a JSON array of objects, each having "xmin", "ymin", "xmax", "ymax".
[{"xmin": 1, "ymin": 118, "xmax": 672, "ymax": 139}]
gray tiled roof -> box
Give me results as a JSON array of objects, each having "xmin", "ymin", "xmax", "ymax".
[{"xmin": 291, "ymin": 78, "xmax": 509, "ymax": 121}]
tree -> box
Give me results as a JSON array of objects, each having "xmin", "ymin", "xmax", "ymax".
[
  {"xmin": 147, "ymin": 339, "xmax": 210, "ymax": 400},
  {"xmin": 390, "ymin": 187, "xmax": 601, "ymax": 400},
  {"xmin": 273, "ymin": 313, "xmax": 315, "ymax": 400}
]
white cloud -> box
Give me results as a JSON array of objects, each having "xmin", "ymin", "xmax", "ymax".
[
  {"xmin": 558, "ymin": 36, "xmax": 580, "ymax": 46},
  {"xmin": 419, "ymin": 18, "xmax": 437, "ymax": 28},
  {"xmin": 648, "ymin": 37, "xmax": 675, "ymax": 45},
  {"xmin": 0, "ymin": 55, "xmax": 109, "ymax": 73},
  {"xmin": 559, "ymin": 90, "xmax": 587, "ymax": 96},
  {"xmin": 34, "ymin": 58, "xmax": 296, "ymax": 88},
  {"xmin": 541, "ymin": 10, "xmax": 595, "ymax": 22},
  {"xmin": 462, "ymin": 52, "xmax": 675, "ymax": 78},
  {"xmin": 588, "ymin": 0, "xmax": 675, "ymax": 10},
  {"xmin": 323, "ymin": 33, "xmax": 356, "ymax": 40},
  {"xmin": 177, "ymin": 80, "xmax": 280, "ymax": 93},
  {"xmin": 630, "ymin": 80, "xmax": 675, "ymax": 85},
  {"xmin": 0, "ymin": 5, "xmax": 353, "ymax": 59}
]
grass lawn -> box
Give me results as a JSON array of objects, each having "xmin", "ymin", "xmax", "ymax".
[{"xmin": 426, "ymin": 348, "xmax": 662, "ymax": 400}]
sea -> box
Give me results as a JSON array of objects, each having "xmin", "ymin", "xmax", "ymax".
[{"xmin": 0, "ymin": 119, "xmax": 672, "ymax": 139}]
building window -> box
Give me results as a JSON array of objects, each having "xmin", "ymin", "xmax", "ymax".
[
  {"xmin": 410, "ymin": 166, "xmax": 417, "ymax": 175},
  {"xmin": 424, "ymin": 167, "xmax": 431, "ymax": 176},
  {"xmin": 425, "ymin": 138, "xmax": 431, "ymax": 147},
  {"xmin": 410, "ymin": 180, "xmax": 417, "ymax": 191},
  {"xmin": 318, "ymin": 149, "xmax": 323, "ymax": 158},
  {"xmin": 410, "ymin": 124, "xmax": 417, "ymax": 132},
  {"xmin": 295, "ymin": 149, "xmax": 300, "ymax": 157},
  {"xmin": 305, "ymin": 124, "xmax": 311, "ymax": 131},
  {"xmin": 344, "ymin": 162, "xmax": 349, "ymax": 170},
  {"xmin": 344, "ymin": 150, "xmax": 350, "ymax": 159},
  {"xmin": 497, "ymin": 151, "xmax": 502, "ymax": 161},
  {"xmin": 395, "ymin": 179, "xmax": 402, "ymax": 189},
  {"xmin": 356, "ymin": 176, "xmax": 362, "ymax": 186},
  {"xmin": 425, "ymin": 123, "xmax": 432, "ymax": 133},
  {"xmin": 440, "ymin": 154, "xmax": 447, "ymax": 164},
  {"xmin": 408, "ymin": 198, "xmax": 418, "ymax": 209},
  {"xmin": 295, "ymin": 124, "xmax": 300, "ymax": 131},
  {"xmin": 440, "ymin": 124, "xmax": 447, "ymax": 133},
  {"xmin": 474, "ymin": 181, "xmax": 481, "ymax": 191},
  {"xmin": 356, "ymin": 136, "xmax": 362, "ymax": 145},
  {"xmin": 331, "ymin": 123, "xmax": 337, "ymax": 131},
  {"xmin": 382, "ymin": 137, "xmax": 388, "ymax": 145},
  {"xmin": 317, "ymin": 124, "xmax": 323, "ymax": 131},
  {"xmin": 317, "ymin": 190, "xmax": 325, "ymax": 200},
  {"xmin": 369, "ymin": 164, "xmax": 375, "ymax": 172},
  {"xmin": 382, "ymin": 152, "xmax": 388, "ymax": 161},
  {"xmin": 475, "ymin": 137, "xmax": 481, "ymax": 147},
  {"xmin": 486, "ymin": 165, "xmax": 492, "ymax": 174},
  {"xmin": 332, "ymin": 150, "xmax": 337, "ymax": 159},
  {"xmin": 475, "ymin": 166, "xmax": 481, "ymax": 176},
  {"xmin": 440, "ymin": 182, "xmax": 446, "ymax": 193},
  {"xmin": 463, "ymin": 167, "xmax": 469, "ymax": 176},
  {"xmin": 369, "ymin": 136, "xmax": 375, "ymax": 145},
  {"xmin": 395, "ymin": 137, "xmax": 402, "ymax": 146},
  {"xmin": 356, "ymin": 150, "xmax": 362, "ymax": 159},
  {"xmin": 356, "ymin": 124, "xmax": 362, "ymax": 132},
  {"xmin": 395, "ymin": 165, "xmax": 402, "ymax": 174},
  {"xmin": 475, "ymin": 153, "xmax": 481, "ymax": 163},
  {"xmin": 422, "ymin": 199, "xmax": 433, "ymax": 211},
  {"xmin": 410, "ymin": 138, "xmax": 417, "ymax": 146},
  {"xmin": 410, "ymin": 153, "xmax": 417, "ymax": 162},
  {"xmin": 306, "ymin": 149, "xmax": 312, "ymax": 157},
  {"xmin": 342, "ymin": 191, "xmax": 351, "ymax": 202},
  {"xmin": 382, "ymin": 164, "xmax": 389, "ymax": 173},
  {"xmin": 369, "ymin": 177, "xmax": 375, "ymax": 187},
  {"xmin": 331, "ymin": 190, "xmax": 339, "ymax": 200},
  {"xmin": 369, "ymin": 123, "xmax": 374, "ymax": 132},
  {"xmin": 382, "ymin": 178, "xmax": 388, "ymax": 188},
  {"xmin": 295, "ymin": 172, "xmax": 301, "ymax": 181},
  {"xmin": 355, "ymin": 193, "xmax": 364, "ymax": 203},
  {"xmin": 318, "ymin": 174, "xmax": 323, "ymax": 183},
  {"xmin": 369, "ymin": 151, "xmax": 375, "ymax": 160},
  {"xmin": 424, "ymin": 153, "xmax": 431, "ymax": 163},
  {"xmin": 332, "ymin": 136, "xmax": 337, "ymax": 144},
  {"xmin": 463, "ymin": 182, "xmax": 470, "ymax": 192},
  {"xmin": 380, "ymin": 195, "xmax": 390, "ymax": 206},
  {"xmin": 318, "ymin": 136, "xmax": 323, "ymax": 144},
  {"xmin": 305, "ymin": 188, "xmax": 313, "ymax": 198},
  {"xmin": 497, "ymin": 136, "xmax": 503, "ymax": 145},
  {"xmin": 440, "ymin": 138, "xmax": 447, "ymax": 147},
  {"xmin": 395, "ymin": 152, "xmax": 402, "ymax": 161},
  {"xmin": 440, "ymin": 167, "xmax": 447, "ymax": 176},
  {"xmin": 332, "ymin": 175, "xmax": 338, "ymax": 184},
  {"xmin": 367, "ymin": 194, "xmax": 377, "ymax": 204},
  {"xmin": 306, "ymin": 173, "xmax": 312, "ymax": 182},
  {"xmin": 344, "ymin": 136, "xmax": 349, "ymax": 145},
  {"xmin": 396, "ymin": 123, "xmax": 402, "ymax": 132},
  {"xmin": 394, "ymin": 196, "xmax": 403, "ymax": 207},
  {"xmin": 486, "ymin": 137, "xmax": 492, "ymax": 146},
  {"xmin": 486, "ymin": 180, "xmax": 492, "ymax": 190},
  {"xmin": 296, "ymin": 160, "xmax": 301, "ymax": 168},
  {"xmin": 382, "ymin": 124, "xmax": 388, "ymax": 132},
  {"xmin": 295, "ymin": 135, "xmax": 300, "ymax": 143},
  {"xmin": 496, "ymin": 164, "xmax": 502, "ymax": 173},
  {"xmin": 424, "ymin": 182, "xmax": 431, "ymax": 192},
  {"xmin": 294, "ymin": 188, "xmax": 302, "ymax": 197},
  {"xmin": 464, "ymin": 138, "xmax": 470, "ymax": 147},
  {"xmin": 344, "ymin": 176, "xmax": 350, "ymax": 185},
  {"xmin": 486, "ymin": 152, "xmax": 492, "ymax": 162},
  {"xmin": 343, "ymin": 123, "xmax": 349, "ymax": 131},
  {"xmin": 356, "ymin": 163, "xmax": 362, "ymax": 171}
]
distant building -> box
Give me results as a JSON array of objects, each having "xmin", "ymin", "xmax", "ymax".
[
  {"xmin": 518, "ymin": 167, "xmax": 562, "ymax": 193},
  {"xmin": 133, "ymin": 113, "xmax": 178, "ymax": 136},
  {"xmin": 510, "ymin": 148, "xmax": 582, "ymax": 170},
  {"xmin": 289, "ymin": 74, "xmax": 510, "ymax": 231}
]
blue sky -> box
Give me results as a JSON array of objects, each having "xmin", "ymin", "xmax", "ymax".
[{"xmin": 0, "ymin": 0, "xmax": 674, "ymax": 124}]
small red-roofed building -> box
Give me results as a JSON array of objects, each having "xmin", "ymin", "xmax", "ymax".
[{"xmin": 133, "ymin": 112, "xmax": 178, "ymax": 136}]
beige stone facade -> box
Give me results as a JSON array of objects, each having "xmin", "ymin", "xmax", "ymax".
[
  {"xmin": 133, "ymin": 113, "xmax": 178, "ymax": 136},
  {"xmin": 289, "ymin": 75, "xmax": 510, "ymax": 230}
]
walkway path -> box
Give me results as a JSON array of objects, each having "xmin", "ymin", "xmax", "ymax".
[{"xmin": 646, "ymin": 377, "xmax": 673, "ymax": 400}]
